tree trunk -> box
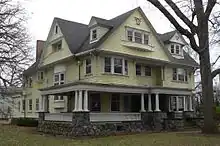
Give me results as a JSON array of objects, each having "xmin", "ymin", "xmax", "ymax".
[{"xmin": 199, "ymin": 21, "xmax": 216, "ymax": 133}]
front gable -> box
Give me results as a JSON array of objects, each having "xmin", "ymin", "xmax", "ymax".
[
  {"xmin": 40, "ymin": 19, "xmax": 73, "ymax": 66},
  {"xmin": 99, "ymin": 9, "xmax": 170, "ymax": 62},
  {"xmin": 170, "ymin": 32, "xmax": 186, "ymax": 45}
]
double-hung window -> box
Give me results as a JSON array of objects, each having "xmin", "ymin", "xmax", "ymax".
[
  {"xmin": 171, "ymin": 45, "xmax": 175, "ymax": 54},
  {"xmin": 170, "ymin": 96, "xmax": 184, "ymax": 111},
  {"xmin": 28, "ymin": 99, "xmax": 32, "ymax": 111},
  {"xmin": 144, "ymin": 34, "xmax": 149, "ymax": 45},
  {"xmin": 111, "ymin": 94, "xmax": 120, "ymax": 111},
  {"xmin": 18, "ymin": 101, "xmax": 20, "ymax": 112},
  {"xmin": 170, "ymin": 44, "xmax": 182, "ymax": 55},
  {"xmin": 136, "ymin": 64, "xmax": 141, "ymax": 76},
  {"xmin": 36, "ymin": 98, "xmax": 39, "ymax": 111},
  {"xmin": 85, "ymin": 58, "xmax": 92, "ymax": 74},
  {"xmin": 54, "ymin": 72, "xmax": 65, "ymax": 85},
  {"xmin": 104, "ymin": 57, "xmax": 128, "ymax": 75},
  {"xmin": 134, "ymin": 32, "xmax": 142, "ymax": 43},
  {"xmin": 22, "ymin": 100, "xmax": 25, "ymax": 111},
  {"xmin": 91, "ymin": 29, "xmax": 97, "ymax": 40},
  {"xmin": 37, "ymin": 71, "xmax": 44, "ymax": 81},
  {"xmin": 173, "ymin": 68, "xmax": 188, "ymax": 82},
  {"xmin": 114, "ymin": 58, "xmax": 123, "ymax": 74},
  {"xmin": 145, "ymin": 66, "xmax": 151, "ymax": 76},
  {"xmin": 127, "ymin": 30, "xmax": 133, "ymax": 41}
]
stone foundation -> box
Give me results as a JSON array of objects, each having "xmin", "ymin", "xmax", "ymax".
[
  {"xmin": 38, "ymin": 120, "xmax": 145, "ymax": 137},
  {"xmin": 164, "ymin": 119, "xmax": 184, "ymax": 131}
]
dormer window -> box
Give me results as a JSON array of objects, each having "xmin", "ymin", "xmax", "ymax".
[
  {"xmin": 91, "ymin": 29, "xmax": 97, "ymax": 40},
  {"xmin": 170, "ymin": 44, "xmax": 182, "ymax": 55},
  {"xmin": 55, "ymin": 25, "xmax": 58, "ymax": 34}
]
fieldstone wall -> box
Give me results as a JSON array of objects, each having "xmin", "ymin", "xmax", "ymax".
[
  {"xmin": 164, "ymin": 119, "xmax": 184, "ymax": 131},
  {"xmin": 38, "ymin": 120, "xmax": 145, "ymax": 137}
]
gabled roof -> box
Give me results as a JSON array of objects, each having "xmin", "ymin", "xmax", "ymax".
[
  {"xmin": 89, "ymin": 16, "xmax": 112, "ymax": 28},
  {"xmin": 157, "ymin": 30, "xmax": 177, "ymax": 43}
]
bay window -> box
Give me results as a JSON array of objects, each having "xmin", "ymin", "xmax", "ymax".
[
  {"xmin": 54, "ymin": 72, "xmax": 65, "ymax": 85},
  {"xmin": 173, "ymin": 68, "xmax": 188, "ymax": 82},
  {"xmin": 104, "ymin": 57, "xmax": 128, "ymax": 75}
]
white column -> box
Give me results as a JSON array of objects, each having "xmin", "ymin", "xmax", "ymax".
[
  {"xmin": 78, "ymin": 90, "xmax": 83, "ymax": 111},
  {"xmin": 183, "ymin": 96, "xmax": 187, "ymax": 111},
  {"xmin": 40, "ymin": 95, "xmax": 45, "ymax": 112},
  {"xmin": 189, "ymin": 96, "xmax": 193, "ymax": 111},
  {"xmin": 155, "ymin": 93, "xmax": 161, "ymax": 112},
  {"xmin": 148, "ymin": 94, "xmax": 152, "ymax": 112},
  {"xmin": 73, "ymin": 91, "xmax": 78, "ymax": 111},
  {"xmin": 176, "ymin": 96, "xmax": 179, "ymax": 111},
  {"xmin": 84, "ymin": 90, "xmax": 89, "ymax": 111},
  {"xmin": 141, "ymin": 93, "xmax": 146, "ymax": 112}
]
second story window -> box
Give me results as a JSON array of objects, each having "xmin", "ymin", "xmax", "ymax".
[
  {"xmin": 37, "ymin": 71, "xmax": 44, "ymax": 81},
  {"xmin": 145, "ymin": 66, "xmax": 151, "ymax": 76},
  {"xmin": 85, "ymin": 58, "xmax": 92, "ymax": 74},
  {"xmin": 104, "ymin": 57, "xmax": 128, "ymax": 75},
  {"xmin": 36, "ymin": 98, "xmax": 39, "ymax": 111},
  {"xmin": 173, "ymin": 68, "xmax": 188, "ymax": 82},
  {"xmin": 52, "ymin": 41, "xmax": 62, "ymax": 52},
  {"xmin": 136, "ymin": 64, "xmax": 141, "ymax": 76},
  {"xmin": 54, "ymin": 72, "xmax": 65, "ymax": 86},
  {"xmin": 114, "ymin": 58, "xmax": 123, "ymax": 74}
]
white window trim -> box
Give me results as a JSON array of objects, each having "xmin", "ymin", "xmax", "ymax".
[
  {"xmin": 85, "ymin": 58, "xmax": 92, "ymax": 75},
  {"xmin": 170, "ymin": 44, "xmax": 183, "ymax": 56},
  {"xmin": 28, "ymin": 99, "xmax": 32, "ymax": 111},
  {"xmin": 90, "ymin": 28, "xmax": 98, "ymax": 43},
  {"xmin": 173, "ymin": 68, "xmax": 188, "ymax": 82},
  {"xmin": 37, "ymin": 71, "xmax": 44, "ymax": 81},
  {"xmin": 136, "ymin": 64, "xmax": 152, "ymax": 77},
  {"xmin": 104, "ymin": 56, "xmax": 128, "ymax": 75},
  {"xmin": 35, "ymin": 98, "xmax": 39, "ymax": 111},
  {"xmin": 53, "ymin": 72, "xmax": 65, "ymax": 85},
  {"xmin": 126, "ymin": 27, "xmax": 150, "ymax": 45},
  {"xmin": 169, "ymin": 96, "xmax": 185, "ymax": 112}
]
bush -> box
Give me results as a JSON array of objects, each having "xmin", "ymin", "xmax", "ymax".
[{"xmin": 11, "ymin": 118, "xmax": 38, "ymax": 127}]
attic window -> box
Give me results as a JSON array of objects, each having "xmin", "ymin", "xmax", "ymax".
[
  {"xmin": 91, "ymin": 29, "xmax": 97, "ymax": 41},
  {"xmin": 55, "ymin": 25, "xmax": 58, "ymax": 34},
  {"xmin": 126, "ymin": 28, "xmax": 149, "ymax": 45},
  {"xmin": 52, "ymin": 41, "xmax": 62, "ymax": 52},
  {"xmin": 170, "ymin": 44, "xmax": 182, "ymax": 55}
]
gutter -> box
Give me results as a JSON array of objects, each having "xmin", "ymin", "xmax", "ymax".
[{"xmin": 74, "ymin": 48, "xmax": 96, "ymax": 56}]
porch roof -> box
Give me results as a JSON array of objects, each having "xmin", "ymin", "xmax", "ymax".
[{"xmin": 39, "ymin": 81, "xmax": 193, "ymax": 96}]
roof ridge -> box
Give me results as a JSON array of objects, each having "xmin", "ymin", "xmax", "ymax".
[
  {"xmin": 109, "ymin": 7, "xmax": 139, "ymax": 21},
  {"xmin": 54, "ymin": 17, "xmax": 88, "ymax": 26}
]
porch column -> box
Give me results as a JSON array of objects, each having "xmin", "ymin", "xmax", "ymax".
[
  {"xmin": 141, "ymin": 93, "xmax": 146, "ymax": 112},
  {"xmin": 83, "ymin": 90, "xmax": 89, "ymax": 111},
  {"xmin": 183, "ymin": 96, "xmax": 187, "ymax": 111},
  {"xmin": 189, "ymin": 96, "xmax": 193, "ymax": 111},
  {"xmin": 45, "ymin": 95, "xmax": 49, "ymax": 112},
  {"xmin": 155, "ymin": 93, "xmax": 161, "ymax": 112},
  {"xmin": 73, "ymin": 91, "xmax": 78, "ymax": 111},
  {"xmin": 40, "ymin": 95, "xmax": 45, "ymax": 112},
  {"xmin": 148, "ymin": 94, "xmax": 152, "ymax": 112},
  {"xmin": 78, "ymin": 90, "xmax": 83, "ymax": 111},
  {"xmin": 176, "ymin": 96, "xmax": 179, "ymax": 111}
]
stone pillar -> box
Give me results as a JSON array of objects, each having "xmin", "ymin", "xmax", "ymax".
[
  {"xmin": 84, "ymin": 90, "xmax": 89, "ymax": 111},
  {"xmin": 189, "ymin": 96, "xmax": 193, "ymax": 111},
  {"xmin": 141, "ymin": 93, "xmax": 146, "ymax": 112},
  {"xmin": 72, "ymin": 112, "xmax": 90, "ymax": 126},
  {"xmin": 155, "ymin": 93, "xmax": 160, "ymax": 112},
  {"xmin": 73, "ymin": 91, "xmax": 78, "ymax": 111},
  {"xmin": 148, "ymin": 94, "xmax": 152, "ymax": 112},
  {"xmin": 176, "ymin": 96, "xmax": 179, "ymax": 112},
  {"xmin": 78, "ymin": 90, "xmax": 83, "ymax": 111}
]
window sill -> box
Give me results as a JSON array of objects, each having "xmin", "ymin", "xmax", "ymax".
[
  {"xmin": 121, "ymin": 40, "xmax": 154, "ymax": 52},
  {"xmin": 28, "ymin": 111, "xmax": 33, "ymax": 113},
  {"xmin": 171, "ymin": 80, "xmax": 188, "ymax": 84},
  {"xmin": 85, "ymin": 73, "xmax": 93, "ymax": 77},
  {"xmin": 136, "ymin": 75, "xmax": 152, "ymax": 77},
  {"xmin": 102, "ymin": 72, "xmax": 129, "ymax": 77},
  {"xmin": 54, "ymin": 100, "xmax": 65, "ymax": 103}
]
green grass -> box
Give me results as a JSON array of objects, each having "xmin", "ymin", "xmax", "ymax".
[{"xmin": 1, "ymin": 125, "xmax": 220, "ymax": 146}]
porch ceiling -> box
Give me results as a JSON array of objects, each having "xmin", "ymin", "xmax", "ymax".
[{"xmin": 39, "ymin": 81, "xmax": 193, "ymax": 96}]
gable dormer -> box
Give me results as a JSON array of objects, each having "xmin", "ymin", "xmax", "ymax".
[
  {"xmin": 88, "ymin": 17, "xmax": 111, "ymax": 44},
  {"xmin": 159, "ymin": 31, "xmax": 186, "ymax": 59}
]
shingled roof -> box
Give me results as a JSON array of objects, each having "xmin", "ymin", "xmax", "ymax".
[{"xmin": 157, "ymin": 30, "xmax": 177, "ymax": 43}]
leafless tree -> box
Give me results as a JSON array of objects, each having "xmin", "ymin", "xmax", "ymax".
[
  {"xmin": 0, "ymin": 0, "xmax": 33, "ymax": 88},
  {"xmin": 146, "ymin": 0, "xmax": 220, "ymax": 133}
]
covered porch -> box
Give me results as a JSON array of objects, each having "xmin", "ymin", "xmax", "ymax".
[{"xmin": 39, "ymin": 82, "xmax": 194, "ymax": 122}]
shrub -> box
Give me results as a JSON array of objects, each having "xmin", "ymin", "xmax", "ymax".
[{"xmin": 11, "ymin": 118, "xmax": 38, "ymax": 127}]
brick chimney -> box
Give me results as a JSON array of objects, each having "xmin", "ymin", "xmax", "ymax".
[{"xmin": 36, "ymin": 40, "xmax": 45, "ymax": 61}]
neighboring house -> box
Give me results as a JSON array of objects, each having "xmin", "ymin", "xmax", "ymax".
[{"xmin": 15, "ymin": 7, "xmax": 198, "ymax": 126}]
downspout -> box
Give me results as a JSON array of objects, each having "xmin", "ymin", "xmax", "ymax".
[{"xmin": 77, "ymin": 60, "xmax": 82, "ymax": 80}]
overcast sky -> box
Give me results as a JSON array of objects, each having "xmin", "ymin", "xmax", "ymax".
[{"xmin": 22, "ymin": 0, "xmax": 220, "ymax": 68}]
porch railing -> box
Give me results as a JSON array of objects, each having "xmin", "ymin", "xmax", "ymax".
[
  {"xmin": 90, "ymin": 112, "xmax": 141, "ymax": 122},
  {"xmin": 44, "ymin": 113, "xmax": 72, "ymax": 122}
]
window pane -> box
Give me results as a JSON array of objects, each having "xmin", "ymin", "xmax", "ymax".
[
  {"xmin": 134, "ymin": 32, "xmax": 142, "ymax": 43},
  {"xmin": 178, "ymin": 74, "xmax": 184, "ymax": 81},
  {"xmin": 127, "ymin": 30, "xmax": 133, "ymax": 41},
  {"xmin": 171, "ymin": 45, "xmax": 175, "ymax": 53},
  {"xmin": 92, "ymin": 29, "xmax": 97, "ymax": 40},
  {"xmin": 90, "ymin": 94, "xmax": 101, "ymax": 112},
  {"xmin": 124, "ymin": 60, "xmax": 128, "ymax": 75},
  {"xmin": 29, "ymin": 99, "xmax": 32, "ymax": 110},
  {"xmin": 136, "ymin": 64, "xmax": 141, "ymax": 75},
  {"xmin": 54, "ymin": 95, "xmax": 58, "ymax": 100},
  {"xmin": 173, "ymin": 68, "xmax": 177, "ymax": 80},
  {"xmin": 54, "ymin": 74, "xmax": 59, "ymax": 82},
  {"xmin": 36, "ymin": 99, "xmax": 39, "ymax": 111},
  {"xmin": 144, "ymin": 34, "xmax": 149, "ymax": 44},
  {"xmin": 22, "ymin": 100, "xmax": 25, "ymax": 111},
  {"xmin": 114, "ymin": 58, "xmax": 122, "ymax": 74},
  {"xmin": 60, "ymin": 96, "xmax": 64, "ymax": 100},
  {"xmin": 111, "ymin": 94, "xmax": 120, "ymax": 111},
  {"xmin": 176, "ymin": 45, "xmax": 180, "ymax": 54},
  {"xmin": 104, "ymin": 57, "xmax": 111, "ymax": 73},
  {"xmin": 86, "ymin": 59, "xmax": 91, "ymax": 74},
  {"xmin": 178, "ymin": 97, "xmax": 184, "ymax": 111},
  {"xmin": 145, "ymin": 66, "xmax": 151, "ymax": 76},
  {"xmin": 60, "ymin": 73, "xmax": 64, "ymax": 81}
]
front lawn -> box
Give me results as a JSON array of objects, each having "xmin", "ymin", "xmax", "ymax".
[{"xmin": 0, "ymin": 125, "xmax": 220, "ymax": 146}]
